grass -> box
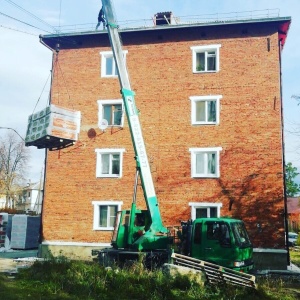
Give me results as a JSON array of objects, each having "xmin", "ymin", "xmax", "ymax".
[
  {"xmin": 290, "ymin": 249, "xmax": 300, "ymax": 267},
  {"xmin": 0, "ymin": 254, "xmax": 300, "ymax": 300}
]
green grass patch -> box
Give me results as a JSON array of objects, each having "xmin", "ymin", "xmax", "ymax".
[
  {"xmin": 290, "ymin": 249, "xmax": 300, "ymax": 267},
  {"xmin": 0, "ymin": 255, "xmax": 300, "ymax": 299}
]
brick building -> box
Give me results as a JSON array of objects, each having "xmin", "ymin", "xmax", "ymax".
[{"xmin": 39, "ymin": 14, "xmax": 291, "ymax": 265}]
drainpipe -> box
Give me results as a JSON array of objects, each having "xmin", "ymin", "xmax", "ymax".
[{"xmin": 278, "ymin": 37, "xmax": 290, "ymax": 266}]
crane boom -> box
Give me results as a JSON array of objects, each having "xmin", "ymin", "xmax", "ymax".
[
  {"xmin": 94, "ymin": 3, "xmax": 254, "ymax": 273},
  {"xmin": 102, "ymin": 0, "xmax": 167, "ymax": 237}
]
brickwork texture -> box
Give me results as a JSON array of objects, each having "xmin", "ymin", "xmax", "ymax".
[{"xmin": 42, "ymin": 22, "xmax": 287, "ymax": 249}]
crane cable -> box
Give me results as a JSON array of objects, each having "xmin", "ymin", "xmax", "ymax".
[{"xmin": 30, "ymin": 72, "xmax": 51, "ymax": 117}]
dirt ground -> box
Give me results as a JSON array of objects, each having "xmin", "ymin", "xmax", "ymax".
[{"xmin": 0, "ymin": 258, "xmax": 17, "ymax": 273}]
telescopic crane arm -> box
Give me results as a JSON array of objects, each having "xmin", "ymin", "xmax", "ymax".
[{"xmin": 101, "ymin": 0, "xmax": 167, "ymax": 235}]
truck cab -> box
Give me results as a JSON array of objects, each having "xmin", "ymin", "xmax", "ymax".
[{"xmin": 182, "ymin": 218, "xmax": 254, "ymax": 272}]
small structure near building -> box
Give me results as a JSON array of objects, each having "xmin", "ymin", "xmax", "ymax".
[
  {"xmin": 287, "ymin": 197, "xmax": 300, "ymax": 232},
  {"xmin": 154, "ymin": 12, "xmax": 178, "ymax": 25},
  {"xmin": 25, "ymin": 104, "xmax": 81, "ymax": 151}
]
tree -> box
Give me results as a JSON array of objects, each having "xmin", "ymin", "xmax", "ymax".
[
  {"xmin": 285, "ymin": 162, "xmax": 300, "ymax": 197},
  {"xmin": 0, "ymin": 132, "xmax": 29, "ymax": 208}
]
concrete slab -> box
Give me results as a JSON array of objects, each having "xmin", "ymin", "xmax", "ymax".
[{"xmin": 0, "ymin": 249, "xmax": 38, "ymax": 259}]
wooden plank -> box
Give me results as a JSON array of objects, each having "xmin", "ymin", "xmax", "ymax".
[{"xmin": 171, "ymin": 253, "xmax": 256, "ymax": 288}]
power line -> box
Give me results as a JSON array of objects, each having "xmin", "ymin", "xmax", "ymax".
[
  {"xmin": 0, "ymin": 11, "xmax": 52, "ymax": 33},
  {"xmin": 3, "ymin": 0, "xmax": 57, "ymax": 32},
  {"xmin": 0, "ymin": 24, "xmax": 37, "ymax": 36}
]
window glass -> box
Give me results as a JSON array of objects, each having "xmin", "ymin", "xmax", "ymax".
[
  {"xmin": 196, "ymin": 52, "xmax": 205, "ymax": 71},
  {"xmin": 99, "ymin": 206, "xmax": 108, "ymax": 227},
  {"xmin": 103, "ymin": 105, "xmax": 112, "ymax": 123},
  {"xmin": 190, "ymin": 202, "xmax": 222, "ymax": 220},
  {"xmin": 196, "ymin": 101, "xmax": 205, "ymax": 122},
  {"xmin": 100, "ymin": 50, "xmax": 127, "ymax": 78},
  {"xmin": 210, "ymin": 207, "xmax": 217, "ymax": 218},
  {"xmin": 106, "ymin": 57, "xmax": 114, "ymax": 75},
  {"xmin": 207, "ymin": 153, "xmax": 216, "ymax": 174},
  {"xmin": 196, "ymin": 208, "xmax": 207, "ymax": 218},
  {"xmin": 112, "ymin": 154, "xmax": 120, "ymax": 174},
  {"xmin": 207, "ymin": 101, "xmax": 216, "ymax": 122},
  {"xmin": 190, "ymin": 147, "xmax": 221, "ymax": 178},
  {"xmin": 191, "ymin": 45, "xmax": 220, "ymax": 73},
  {"xmin": 109, "ymin": 206, "xmax": 117, "ymax": 227},
  {"xmin": 93, "ymin": 201, "xmax": 123, "ymax": 230},
  {"xmin": 207, "ymin": 51, "xmax": 216, "ymax": 71},
  {"xmin": 196, "ymin": 153, "xmax": 205, "ymax": 174},
  {"xmin": 96, "ymin": 149, "xmax": 125, "ymax": 178},
  {"xmin": 207, "ymin": 222, "xmax": 220, "ymax": 240},
  {"xmin": 101, "ymin": 154, "xmax": 109, "ymax": 174},
  {"xmin": 194, "ymin": 223, "xmax": 202, "ymax": 244},
  {"xmin": 113, "ymin": 104, "xmax": 122, "ymax": 125},
  {"xmin": 231, "ymin": 222, "xmax": 252, "ymax": 247},
  {"xmin": 190, "ymin": 96, "xmax": 221, "ymax": 125},
  {"xmin": 103, "ymin": 104, "xmax": 122, "ymax": 125}
]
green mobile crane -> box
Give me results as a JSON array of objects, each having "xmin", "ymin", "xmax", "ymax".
[{"xmin": 95, "ymin": 0, "xmax": 254, "ymax": 273}]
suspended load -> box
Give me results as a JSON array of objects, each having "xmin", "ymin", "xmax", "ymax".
[{"xmin": 25, "ymin": 104, "xmax": 81, "ymax": 151}]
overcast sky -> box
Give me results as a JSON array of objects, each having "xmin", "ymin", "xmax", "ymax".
[{"xmin": 0, "ymin": 0, "xmax": 299, "ymax": 183}]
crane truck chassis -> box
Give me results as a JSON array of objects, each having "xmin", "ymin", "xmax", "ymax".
[{"xmin": 93, "ymin": 0, "xmax": 254, "ymax": 274}]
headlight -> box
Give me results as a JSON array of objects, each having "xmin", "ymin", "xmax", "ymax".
[{"xmin": 234, "ymin": 261, "xmax": 245, "ymax": 267}]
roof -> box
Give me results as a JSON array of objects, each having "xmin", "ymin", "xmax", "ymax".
[
  {"xmin": 24, "ymin": 182, "xmax": 43, "ymax": 191},
  {"xmin": 40, "ymin": 16, "xmax": 291, "ymax": 51}
]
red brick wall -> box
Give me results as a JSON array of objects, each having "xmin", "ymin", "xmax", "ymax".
[{"xmin": 42, "ymin": 23, "xmax": 285, "ymax": 248}]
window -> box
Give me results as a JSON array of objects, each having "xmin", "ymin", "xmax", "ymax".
[
  {"xmin": 92, "ymin": 201, "xmax": 123, "ymax": 230},
  {"xmin": 190, "ymin": 44, "xmax": 221, "ymax": 73},
  {"xmin": 98, "ymin": 100, "xmax": 124, "ymax": 127},
  {"xmin": 190, "ymin": 95, "xmax": 222, "ymax": 125},
  {"xmin": 189, "ymin": 202, "xmax": 222, "ymax": 220},
  {"xmin": 189, "ymin": 147, "xmax": 222, "ymax": 178},
  {"xmin": 95, "ymin": 148, "xmax": 125, "ymax": 178},
  {"xmin": 194, "ymin": 222, "xmax": 202, "ymax": 244},
  {"xmin": 100, "ymin": 50, "xmax": 128, "ymax": 77},
  {"xmin": 206, "ymin": 221, "xmax": 231, "ymax": 247}
]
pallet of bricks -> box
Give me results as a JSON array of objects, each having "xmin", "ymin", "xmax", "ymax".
[
  {"xmin": 10, "ymin": 215, "xmax": 41, "ymax": 250},
  {"xmin": 0, "ymin": 214, "xmax": 6, "ymax": 248},
  {"xmin": 25, "ymin": 104, "xmax": 81, "ymax": 150},
  {"xmin": 0, "ymin": 213, "xmax": 13, "ymax": 250}
]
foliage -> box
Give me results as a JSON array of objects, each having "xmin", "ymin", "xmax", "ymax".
[
  {"xmin": 285, "ymin": 162, "xmax": 300, "ymax": 197},
  {"xmin": 290, "ymin": 249, "xmax": 300, "ymax": 267},
  {"xmin": 0, "ymin": 256, "xmax": 300, "ymax": 300},
  {"xmin": 0, "ymin": 132, "xmax": 29, "ymax": 208}
]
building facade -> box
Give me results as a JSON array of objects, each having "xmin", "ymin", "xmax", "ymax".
[{"xmin": 39, "ymin": 15, "xmax": 291, "ymax": 264}]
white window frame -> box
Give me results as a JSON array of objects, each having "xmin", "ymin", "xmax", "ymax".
[
  {"xmin": 189, "ymin": 147, "xmax": 222, "ymax": 178},
  {"xmin": 97, "ymin": 99, "xmax": 124, "ymax": 127},
  {"xmin": 190, "ymin": 95, "xmax": 222, "ymax": 125},
  {"xmin": 92, "ymin": 201, "xmax": 123, "ymax": 230},
  {"xmin": 95, "ymin": 148, "xmax": 125, "ymax": 178},
  {"xmin": 100, "ymin": 50, "xmax": 128, "ymax": 77},
  {"xmin": 189, "ymin": 202, "xmax": 222, "ymax": 220},
  {"xmin": 190, "ymin": 44, "xmax": 221, "ymax": 73}
]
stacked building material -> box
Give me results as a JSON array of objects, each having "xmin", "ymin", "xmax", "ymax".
[
  {"xmin": 25, "ymin": 104, "xmax": 81, "ymax": 150},
  {"xmin": 10, "ymin": 215, "xmax": 40, "ymax": 250},
  {"xmin": 0, "ymin": 213, "xmax": 12, "ymax": 249},
  {"xmin": 0, "ymin": 213, "xmax": 7, "ymax": 248}
]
